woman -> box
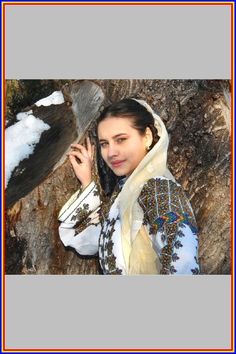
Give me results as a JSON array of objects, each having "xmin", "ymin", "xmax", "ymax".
[{"xmin": 58, "ymin": 98, "xmax": 200, "ymax": 275}]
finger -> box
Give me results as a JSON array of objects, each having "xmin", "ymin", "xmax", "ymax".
[
  {"xmin": 71, "ymin": 143, "xmax": 87, "ymax": 150},
  {"xmin": 69, "ymin": 155, "xmax": 86, "ymax": 172},
  {"xmin": 69, "ymin": 150, "xmax": 87, "ymax": 163},
  {"xmin": 69, "ymin": 155, "xmax": 80, "ymax": 170},
  {"xmin": 69, "ymin": 150, "xmax": 87, "ymax": 161},
  {"xmin": 71, "ymin": 144, "xmax": 89, "ymax": 158}
]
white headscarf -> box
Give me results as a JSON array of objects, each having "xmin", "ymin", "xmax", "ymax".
[{"xmin": 118, "ymin": 99, "xmax": 175, "ymax": 274}]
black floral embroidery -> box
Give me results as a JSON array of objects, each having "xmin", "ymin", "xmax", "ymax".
[
  {"xmin": 99, "ymin": 255, "xmax": 105, "ymax": 272},
  {"xmin": 112, "ymin": 268, "xmax": 123, "ymax": 275},
  {"xmin": 70, "ymin": 203, "xmax": 92, "ymax": 235},
  {"xmin": 176, "ymin": 229, "xmax": 185, "ymax": 238},
  {"xmin": 191, "ymin": 267, "xmax": 200, "ymax": 275},
  {"xmin": 93, "ymin": 187, "xmax": 100, "ymax": 196},
  {"xmin": 99, "ymin": 215, "xmax": 123, "ymax": 275},
  {"xmin": 83, "ymin": 203, "xmax": 89, "ymax": 211},
  {"xmin": 169, "ymin": 265, "xmax": 177, "ymax": 274},
  {"xmin": 138, "ymin": 178, "xmax": 198, "ymax": 274},
  {"xmin": 99, "ymin": 243, "xmax": 105, "ymax": 254},
  {"xmin": 72, "ymin": 202, "xmax": 101, "ymax": 235},
  {"xmin": 161, "ymin": 232, "xmax": 166, "ymax": 243},
  {"xmin": 172, "ymin": 253, "xmax": 180, "ymax": 262},
  {"xmin": 159, "ymin": 248, "xmax": 172, "ymax": 272},
  {"xmin": 71, "ymin": 203, "xmax": 90, "ymax": 222},
  {"xmin": 174, "ymin": 240, "xmax": 183, "ymax": 249},
  {"xmin": 106, "ymin": 240, "xmax": 114, "ymax": 253},
  {"xmin": 105, "ymin": 253, "xmax": 116, "ymax": 270},
  {"xmin": 160, "ymin": 267, "xmax": 169, "ymax": 275},
  {"xmin": 99, "ymin": 231, "xmax": 106, "ymax": 267},
  {"xmin": 99, "ymin": 184, "xmax": 121, "ymax": 221},
  {"xmin": 74, "ymin": 217, "xmax": 91, "ymax": 235}
]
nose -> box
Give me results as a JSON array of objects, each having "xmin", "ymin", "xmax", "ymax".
[{"xmin": 107, "ymin": 142, "xmax": 119, "ymax": 159}]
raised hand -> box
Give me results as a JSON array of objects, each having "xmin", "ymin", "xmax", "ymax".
[{"xmin": 68, "ymin": 137, "xmax": 95, "ymax": 189}]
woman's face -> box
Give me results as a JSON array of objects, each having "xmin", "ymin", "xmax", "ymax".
[{"xmin": 98, "ymin": 116, "xmax": 152, "ymax": 177}]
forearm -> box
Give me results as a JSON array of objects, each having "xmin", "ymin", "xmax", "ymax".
[{"xmin": 58, "ymin": 181, "xmax": 102, "ymax": 256}]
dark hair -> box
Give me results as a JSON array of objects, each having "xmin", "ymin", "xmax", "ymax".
[
  {"xmin": 97, "ymin": 98, "xmax": 159, "ymax": 148},
  {"xmin": 95, "ymin": 98, "xmax": 159, "ymax": 196}
]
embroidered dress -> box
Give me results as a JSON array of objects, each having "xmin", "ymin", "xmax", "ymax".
[{"xmin": 58, "ymin": 176, "xmax": 200, "ymax": 275}]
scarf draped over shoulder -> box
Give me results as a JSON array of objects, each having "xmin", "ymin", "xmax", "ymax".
[{"xmin": 118, "ymin": 99, "xmax": 175, "ymax": 274}]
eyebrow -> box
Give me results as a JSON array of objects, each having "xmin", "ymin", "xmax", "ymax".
[{"xmin": 99, "ymin": 133, "xmax": 128, "ymax": 142}]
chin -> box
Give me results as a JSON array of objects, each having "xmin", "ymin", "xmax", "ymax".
[
  {"xmin": 112, "ymin": 170, "xmax": 127, "ymax": 176},
  {"xmin": 110, "ymin": 167, "xmax": 129, "ymax": 176}
]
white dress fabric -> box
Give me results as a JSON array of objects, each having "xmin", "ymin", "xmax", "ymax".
[{"xmin": 58, "ymin": 176, "xmax": 200, "ymax": 275}]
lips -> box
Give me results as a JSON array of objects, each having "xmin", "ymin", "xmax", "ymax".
[{"xmin": 110, "ymin": 160, "xmax": 125, "ymax": 168}]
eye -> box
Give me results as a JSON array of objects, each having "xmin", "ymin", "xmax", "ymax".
[
  {"xmin": 99, "ymin": 142, "xmax": 108, "ymax": 148},
  {"xmin": 116, "ymin": 137, "xmax": 127, "ymax": 144}
]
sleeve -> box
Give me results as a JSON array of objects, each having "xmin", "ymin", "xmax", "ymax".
[
  {"xmin": 58, "ymin": 181, "xmax": 102, "ymax": 256},
  {"xmin": 138, "ymin": 177, "xmax": 200, "ymax": 275}
]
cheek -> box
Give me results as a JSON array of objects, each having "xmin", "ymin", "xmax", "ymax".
[
  {"xmin": 137, "ymin": 143, "xmax": 147, "ymax": 160},
  {"xmin": 136, "ymin": 138, "xmax": 146, "ymax": 154},
  {"xmin": 126, "ymin": 138, "xmax": 145, "ymax": 156}
]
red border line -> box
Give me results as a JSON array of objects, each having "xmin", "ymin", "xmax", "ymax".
[{"xmin": 1, "ymin": 1, "xmax": 234, "ymax": 6}]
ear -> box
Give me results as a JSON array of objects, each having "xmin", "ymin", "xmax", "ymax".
[{"xmin": 145, "ymin": 127, "xmax": 153, "ymax": 147}]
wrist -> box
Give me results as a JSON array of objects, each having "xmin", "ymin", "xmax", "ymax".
[{"xmin": 81, "ymin": 180, "xmax": 93, "ymax": 190}]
